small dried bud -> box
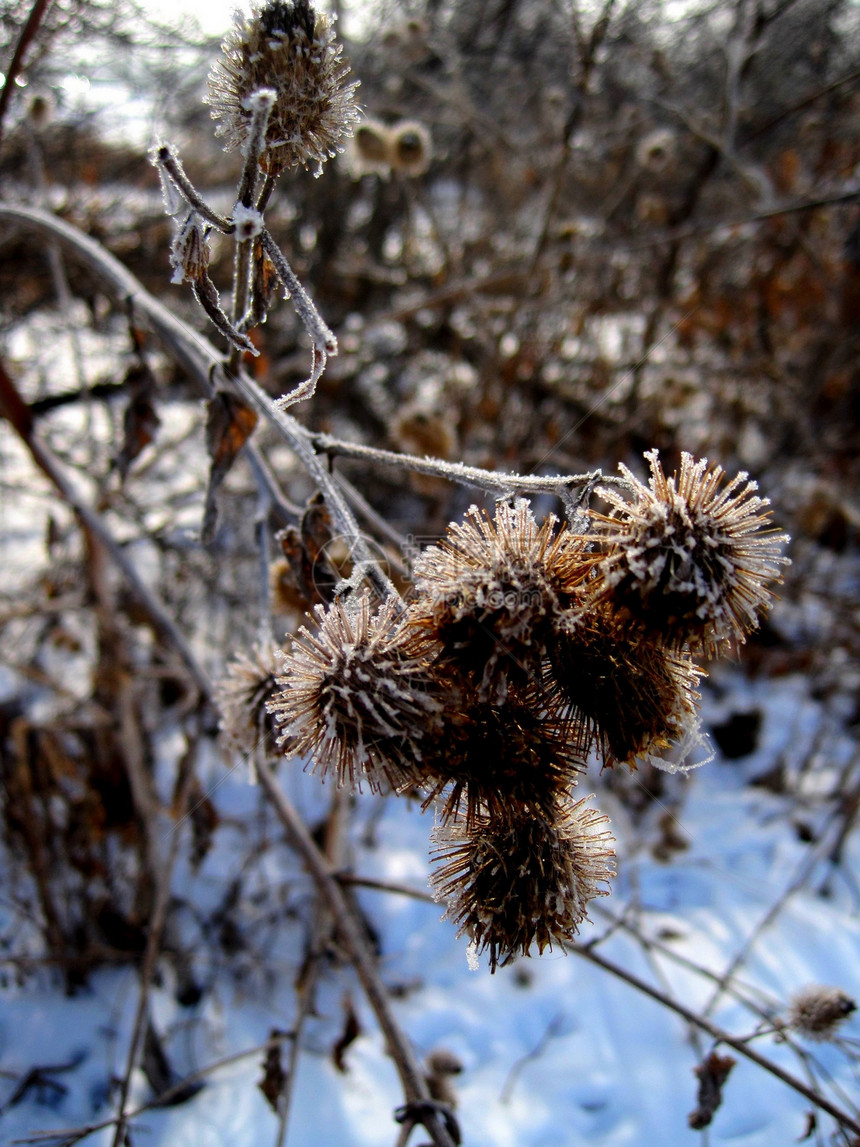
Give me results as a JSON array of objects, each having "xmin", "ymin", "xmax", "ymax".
[
  {"xmin": 787, "ymin": 985, "xmax": 857, "ymax": 1042},
  {"xmin": 411, "ymin": 499, "xmax": 588, "ymax": 703},
  {"xmin": 424, "ymin": 1048, "xmax": 463, "ymax": 1110},
  {"xmin": 635, "ymin": 128, "xmax": 676, "ymax": 172},
  {"xmin": 590, "ymin": 450, "xmax": 789, "ymax": 657},
  {"xmin": 231, "ymin": 202, "xmax": 264, "ymax": 241},
  {"xmin": 215, "ymin": 641, "xmax": 282, "ymax": 755},
  {"xmin": 688, "ymin": 1051, "xmax": 736, "ymax": 1129},
  {"xmin": 207, "ymin": 0, "xmax": 360, "ymax": 176},
  {"xmin": 431, "ymin": 796, "xmax": 615, "ymax": 972},
  {"xmin": 389, "ymin": 121, "xmax": 432, "ymax": 177},
  {"xmin": 267, "ymin": 591, "xmax": 440, "ymax": 792},
  {"xmin": 352, "ymin": 118, "xmax": 393, "ymax": 175}
]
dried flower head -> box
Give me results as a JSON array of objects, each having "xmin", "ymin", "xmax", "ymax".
[
  {"xmin": 589, "ymin": 450, "xmax": 789, "ymax": 657},
  {"xmin": 411, "ymin": 499, "xmax": 588, "ymax": 703},
  {"xmin": 431, "ymin": 796, "xmax": 615, "ymax": 972},
  {"xmin": 207, "ymin": 0, "xmax": 360, "ymax": 176},
  {"xmin": 215, "ymin": 640, "xmax": 282, "ymax": 755},
  {"xmin": 389, "ymin": 121, "xmax": 432, "ymax": 177},
  {"xmin": 548, "ymin": 603, "xmax": 707, "ymax": 771},
  {"xmin": 787, "ymin": 985, "xmax": 857, "ymax": 1042},
  {"xmin": 352, "ymin": 118, "xmax": 393, "ymax": 175},
  {"xmin": 267, "ymin": 591, "xmax": 439, "ymax": 791},
  {"xmin": 418, "ymin": 693, "xmax": 586, "ymax": 826}
]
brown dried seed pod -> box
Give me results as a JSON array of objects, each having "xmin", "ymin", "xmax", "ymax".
[
  {"xmin": 267, "ymin": 591, "xmax": 440, "ymax": 792},
  {"xmin": 389, "ymin": 121, "xmax": 432, "ymax": 176},
  {"xmin": 431, "ymin": 796, "xmax": 615, "ymax": 972},
  {"xmin": 215, "ymin": 641, "xmax": 282, "ymax": 755},
  {"xmin": 547, "ymin": 603, "xmax": 707, "ymax": 772},
  {"xmin": 353, "ymin": 118, "xmax": 393, "ymax": 170},
  {"xmin": 411, "ymin": 499, "xmax": 589, "ymax": 704},
  {"xmin": 787, "ymin": 985, "xmax": 857, "ymax": 1042},
  {"xmin": 207, "ymin": 0, "xmax": 360, "ymax": 176},
  {"xmin": 589, "ymin": 450, "xmax": 789, "ymax": 658},
  {"xmin": 418, "ymin": 689, "xmax": 587, "ymax": 827}
]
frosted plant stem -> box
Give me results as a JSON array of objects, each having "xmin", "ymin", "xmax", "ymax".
[
  {"xmin": 276, "ymin": 789, "xmax": 347, "ymax": 1147},
  {"xmin": 306, "ymin": 429, "xmax": 629, "ymax": 506},
  {"xmin": 155, "ymin": 145, "xmax": 233, "ymax": 232},
  {"xmin": 255, "ymin": 758, "xmax": 457, "ymax": 1147},
  {"xmin": 229, "ymin": 370, "xmax": 400, "ymax": 601},
  {"xmin": 229, "ymin": 91, "xmax": 276, "ymax": 372},
  {"xmin": 0, "ymin": 206, "xmax": 312, "ymax": 537},
  {"xmin": 110, "ymin": 750, "xmax": 200, "ymax": 1147},
  {"xmin": 261, "ymin": 228, "xmax": 337, "ymax": 358}
]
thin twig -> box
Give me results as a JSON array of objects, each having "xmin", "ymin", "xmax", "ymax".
[
  {"xmin": 110, "ymin": 743, "xmax": 201, "ymax": 1147},
  {"xmin": 255, "ymin": 758, "xmax": 457, "ymax": 1147},
  {"xmin": 0, "ymin": 0, "xmax": 53, "ymax": 145},
  {"xmin": 306, "ymin": 429, "xmax": 627, "ymax": 504},
  {"xmin": 0, "ymin": 358, "xmax": 211, "ymax": 699},
  {"xmin": 154, "ymin": 145, "xmax": 233, "ymax": 232}
]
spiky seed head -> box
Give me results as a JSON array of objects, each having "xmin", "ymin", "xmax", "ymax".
[
  {"xmin": 267, "ymin": 591, "xmax": 440, "ymax": 792},
  {"xmin": 417, "ymin": 692, "xmax": 587, "ymax": 827},
  {"xmin": 431, "ymin": 796, "xmax": 615, "ymax": 972},
  {"xmin": 411, "ymin": 499, "xmax": 589, "ymax": 703},
  {"xmin": 548, "ymin": 603, "xmax": 708, "ymax": 772},
  {"xmin": 787, "ymin": 985, "xmax": 857, "ymax": 1042},
  {"xmin": 589, "ymin": 450, "xmax": 789, "ymax": 657},
  {"xmin": 389, "ymin": 121, "xmax": 432, "ymax": 176},
  {"xmin": 215, "ymin": 641, "xmax": 282, "ymax": 755},
  {"xmin": 207, "ymin": 0, "xmax": 360, "ymax": 176}
]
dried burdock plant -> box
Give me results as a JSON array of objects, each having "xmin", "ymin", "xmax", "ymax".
[
  {"xmin": 417, "ymin": 692, "xmax": 587, "ymax": 827},
  {"xmin": 351, "ymin": 117, "xmax": 394, "ymax": 176},
  {"xmin": 267, "ymin": 591, "xmax": 441, "ymax": 792},
  {"xmin": 207, "ymin": 0, "xmax": 360, "ymax": 177},
  {"xmin": 589, "ymin": 450, "xmax": 790, "ymax": 658},
  {"xmin": 410, "ymin": 499, "xmax": 589, "ymax": 704},
  {"xmin": 787, "ymin": 985, "xmax": 857, "ymax": 1043},
  {"xmin": 547, "ymin": 601, "xmax": 707, "ymax": 771},
  {"xmin": 430, "ymin": 796, "xmax": 615, "ymax": 972},
  {"xmin": 389, "ymin": 120, "xmax": 432, "ymax": 177},
  {"xmin": 154, "ymin": 0, "xmax": 357, "ymax": 401},
  {"xmin": 215, "ymin": 640, "xmax": 282, "ymax": 757}
]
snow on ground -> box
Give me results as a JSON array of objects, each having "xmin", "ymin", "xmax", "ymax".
[{"xmin": 1, "ymin": 662, "xmax": 858, "ymax": 1147}]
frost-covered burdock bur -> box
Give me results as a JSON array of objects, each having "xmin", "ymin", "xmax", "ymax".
[
  {"xmin": 430, "ymin": 795, "xmax": 615, "ymax": 972},
  {"xmin": 267, "ymin": 591, "xmax": 442, "ymax": 793},
  {"xmin": 259, "ymin": 449, "xmax": 788, "ymax": 971},
  {"xmin": 153, "ymin": 0, "xmax": 359, "ymax": 395},
  {"xmin": 207, "ymin": 0, "xmax": 360, "ymax": 177},
  {"xmin": 588, "ymin": 450, "xmax": 790, "ymax": 658},
  {"xmin": 787, "ymin": 985, "xmax": 857, "ymax": 1043}
]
